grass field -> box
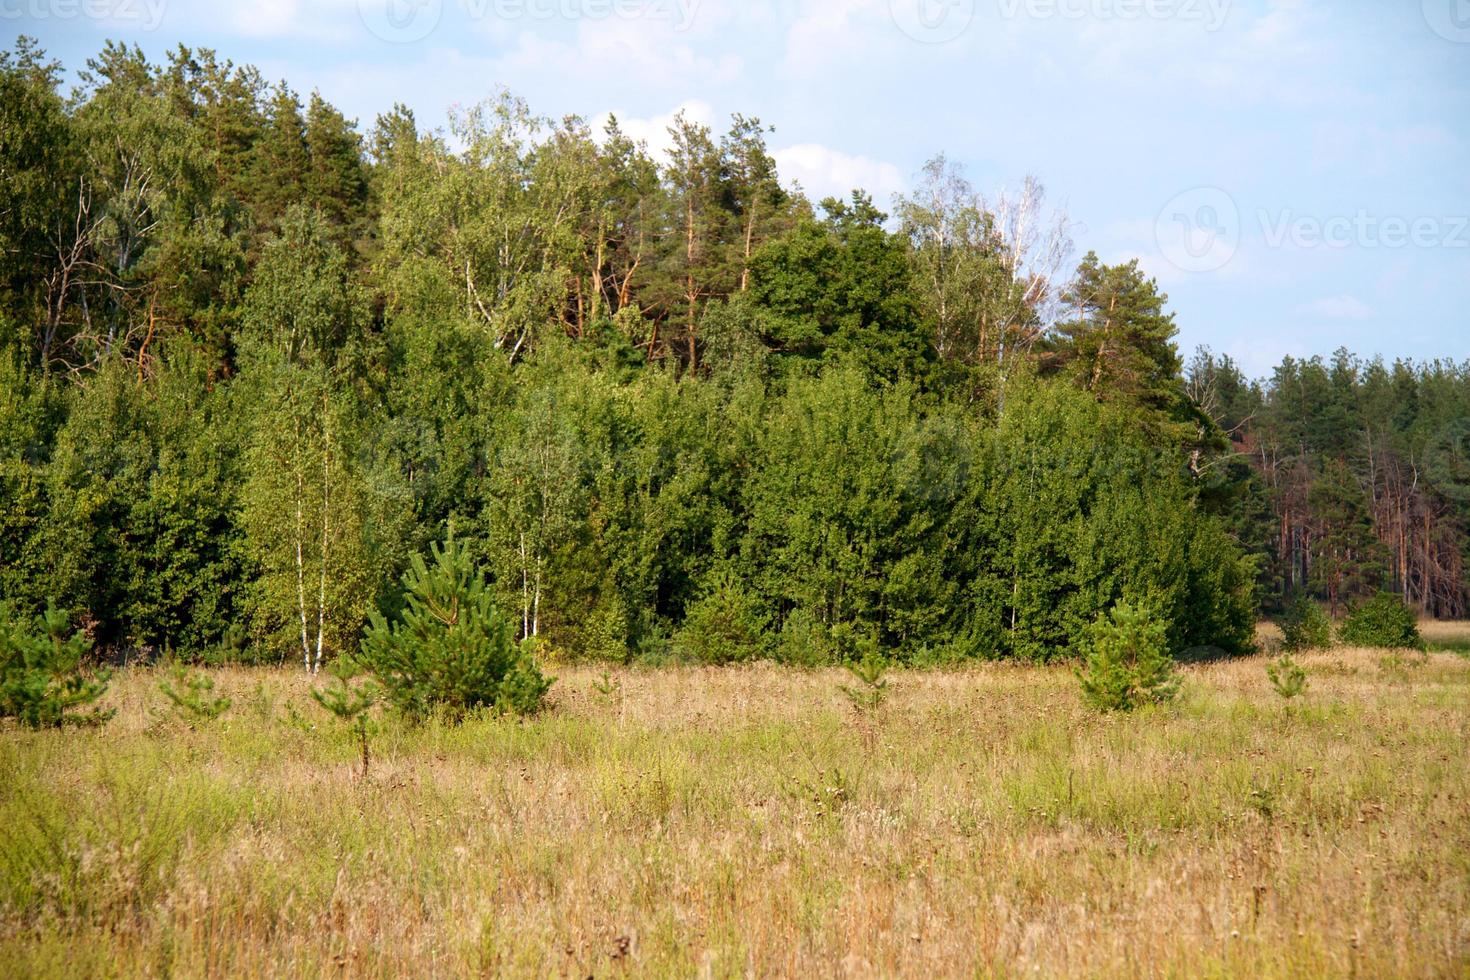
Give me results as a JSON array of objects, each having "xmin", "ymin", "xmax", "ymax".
[{"xmin": 2, "ymin": 638, "xmax": 1469, "ymax": 977}]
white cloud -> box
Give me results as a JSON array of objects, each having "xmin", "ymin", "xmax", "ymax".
[
  {"xmin": 219, "ymin": 0, "xmax": 358, "ymax": 41},
  {"xmin": 1298, "ymin": 293, "xmax": 1373, "ymax": 320},
  {"xmin": 592, "ymin": 100, "xmax": 717, "ymax": 159},
  {"xmin": 772, "ymin": 142, "xmax": 906, "ymax": 202},
  {"xmin": 781, "ymin": 0, "xmax": 884, "ymax": 74}
]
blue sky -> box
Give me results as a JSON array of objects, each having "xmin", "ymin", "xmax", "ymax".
[{"xmin": 11, "ymin": 0, "xmax": 1469, "ymax": 376}]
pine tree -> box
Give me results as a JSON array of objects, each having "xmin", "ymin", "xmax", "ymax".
[
  {"xmin": 1050, "ymin": 253, "xmax": 1199, "ymax": 445},
  {"xmin": 1076, "ymin": 601, "xmax": 1177, "ymax": 712},
  {"xmin": 305, "ymin": 91, "xmax": 369, "ymax": 244},
  {"xmin": 0, "ymin": 602, "xmax": 112, "ymax": 728},
  {"xmin": 356, "ymin": 538, "xmax": 553, "ymax": 719},
  {"xmin": 250, "ymin": 83, "xmax": 309, "ymax": 230}
]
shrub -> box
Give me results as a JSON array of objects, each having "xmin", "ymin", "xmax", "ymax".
[
  {"xmin": 1338, "ymin": 593, "xmax": 1424, "ymax": 650},
  {"xmin": 1266, "ymin": 652, "xmax": 1308, "ymax": 699},
  {"xmin": 0, "ymin": 602, "xmax": 113, "ymax": 728},
  {"xmin": 1076, "ymin": 601, "xmax": 1178, "ymax": 712},
  {"xmin": 1280, "ymin": 597, "xmax": 1332, "ymax": 652},
  {"xmin": 355, "ymin": 539, "xmax": 553, "ymax": 719}
]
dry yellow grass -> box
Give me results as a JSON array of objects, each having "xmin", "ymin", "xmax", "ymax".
[{"xmin": 2, "ymin": 646, "xmax": 1469, "ymax": 978}]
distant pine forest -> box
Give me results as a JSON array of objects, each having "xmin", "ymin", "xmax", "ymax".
[{"xmin": 2, "ymin": 38, "xmax": 1466, "ymax": 665}]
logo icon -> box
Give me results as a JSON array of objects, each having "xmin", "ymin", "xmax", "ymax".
[
  {"xmin": 358, "ymin": 0, "xmax": 443, "ymax": 43},
  {"xmin": 1155, "ymin": 186, "xmax": 1240, "ymax": 274},
  {"xmin": 1423, "ymin": 0, "xmax": 1470, "ymax": 42},
  {"xmin": 889, "ymin": 0, "xmax": 975, "ymax": 44}
]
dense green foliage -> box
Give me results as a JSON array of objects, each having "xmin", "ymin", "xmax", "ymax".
[
  {"xmin": 1279, "ymin": 597, "xmax": 1333, "ymax": 652},
  {"xmin": 1338, "ymin": 593, "xmax": 1425, "ymax": 650},
  {"xmin": 1076, "ymin": 602, "xmax": 1178, "ymax": 712},
  {"xmin": 0, "ymin": 39, "xmax": 1462, "ymax": 675},
  {"xmin": 355, "ymin": 540, "xmax": 552, "ymax": 718},
  {"xmin": 0, "ymin": 602, "xmax": 112, "ymax": 728}
]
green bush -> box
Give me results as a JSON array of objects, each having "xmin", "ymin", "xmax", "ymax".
[
  {"xmin": 1076, "ymin": 601, "xmax": 1178, "ymax": 712},
  {"xmin": 1280, "ymin": 597, "xmax": 1332, "ymax": 651},
  {"xmin": 1338, "ymin": 593, "xmax": 1424, "ymax": 650},
  {"xmin": 354, "ymin": 539, "xmax": 553, "ymax": 719},
  {"xmin": 0, "ymin": 602, "xmax": 112, "ymax": 728}
]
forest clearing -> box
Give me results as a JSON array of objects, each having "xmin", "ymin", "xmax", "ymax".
[
  {"xmin": 3, "ymin": 632, "xmax": 1468, "ymax": 978},
  {"xmin": 3, "ymin": 24, "xmax": 1469, "ymax": 979}
]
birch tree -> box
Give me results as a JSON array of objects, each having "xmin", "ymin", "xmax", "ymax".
[
  {"xmin": 238, "ymin": 207, "xmax": 374, "ymax": 671},
  {"xmin": 484, "ymin": 386, "xmax": 584, "ymax": 641}
]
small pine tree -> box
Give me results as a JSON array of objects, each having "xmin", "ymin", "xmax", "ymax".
[
  {"xmin": 1076, "ymin": 601, "xmax": 1178, "ymax": 712},
  {"xmin": 839, "ymin": 638, "xmax": 888, "ymax": 750},
  {"xmin": 674, "ymin": 568, "xmax": 768, "ymax": 665},
  {"xmin": 1339, "ymin": 593, "xmax": 1424, "ymax": 650},
  {"xmin": 0, "ymin": 603, "xmax": 113, "ymax": 729},
  {"xmin": 1266, "ymin": 652, "xmax": 1308, "ymax": 699},
  {"xmin": 312, "ymin": 661, "xmax": 377, "ymax": 778},
  {"xmin": 839, "ymin": 647, "xmax": 889, "ymax": 713},
  {"xmin": 159, "ymin": 666, "xmax": 232, "ymax": 722},
  {"xmin": 1279, "ymin": 597, "xmax": 1332, "ymax": 652},
  {"xmin": 355, "ymin": 538, "xmax": 553, "ymax": 719}
]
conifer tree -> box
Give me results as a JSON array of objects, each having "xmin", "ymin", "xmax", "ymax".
[
  {"xmin": 0, "ymin": 602, "xmax": 112, "ymax": 728},
  {"xmin": 356, "ymin": 538, "xmax": 553, "ymax": 719}
]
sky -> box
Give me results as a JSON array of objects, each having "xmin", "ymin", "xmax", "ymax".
[{"xmin": 8, "ymin": 0, "xmax": 1469, "ymax": 377}]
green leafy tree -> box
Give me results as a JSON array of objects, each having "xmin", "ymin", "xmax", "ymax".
[
  {"xmin": 237, "ymin": 207, "xmax": 389, "ymax": 670},
  {"xmin": 740, "ymin": 367, "xmax": 956, "ymax": 657},
  {"xmin": 748, "ymin": 195, "xmax": 933, "ymax": 383},
  {"xmin": 483, "ymin": 383, "xmax": 586, "ymax": 642}
]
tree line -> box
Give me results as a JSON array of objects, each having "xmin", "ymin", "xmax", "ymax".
[{"xmin": 1, "ymin": 38, "xmax": 1464, "ymax": 666}]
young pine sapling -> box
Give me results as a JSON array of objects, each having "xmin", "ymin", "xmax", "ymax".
[
  {"xmin": 159, "ymin": 666, "xmax": 232, "ymax": 722},
  {"xmin": 1265, "ymin": 653, "xmax": 1307, "ymax": 700},
  {"xmin": 313, "ymin": 661, "xmax": 377, "ymax": 778}
]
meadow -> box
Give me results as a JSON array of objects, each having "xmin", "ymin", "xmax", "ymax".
[{"xmin": 2, "ymin": 639, "xmax": 1469, "ymax": 978}]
